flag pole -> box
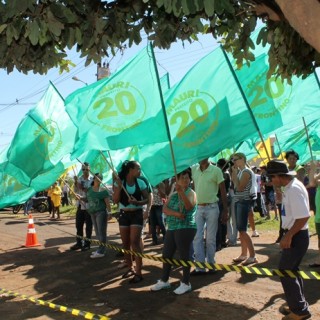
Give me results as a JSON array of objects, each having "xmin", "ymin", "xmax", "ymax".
[
  {"xmin": 98, "ymin": 151, "xmax": 131, "ymax": 199},
  {"xmin": 149, "ymin": 43, "xmax": 178, "ymax": 181},
  {"xmin": 274, "ymin": 134, "xmax": 285, "ymax": 160},
  {"xmin": 302, "ymin": 117, "xmax": 314, "ymax": 162},
  {"xmin": 76, "ymin": 157, "xmax": 114, "ymax": 194},
  {"xmin": 221, "ymin": 48, "xmax": 271, "ymax": 162},
  {"xmin": 60, "ymin": 177, "xmax": 86, "ymax": 208}
]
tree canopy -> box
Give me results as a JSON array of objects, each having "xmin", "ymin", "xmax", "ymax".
[{"xmin": 0, "ymin": 0, "xmax": 319, "ymax": 81}]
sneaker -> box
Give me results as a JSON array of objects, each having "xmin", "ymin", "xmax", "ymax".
[
  {"xmin": 81, "ymin": 245, "xmax": 90, "ymax": 252},
  {"xmin": 90, "ymin": 251, "xmax": 105, "ymax": 259},
  {"xmin": 70, "ymin": 243, "xmax": 82, "ymax": 251},
  {"xmin": 190, "ymin": 269, "xmax": 207, "ymax": 276},
  {"xmin": 174, "ymin": 282, "xmax": 191, "ymax": 295},
  {"xmin": 252, "ymin": 230, "xmax": 259, "ymax": 237},
  {"xmin": 150, "ymin": 280, "xmax": 171, "ymax": 291}
]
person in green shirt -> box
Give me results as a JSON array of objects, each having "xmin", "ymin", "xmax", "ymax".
[
  {"xmin": 150, "ymin": 168, "xmax": 197, "ymax": 295},
  {"xmin": 87, "ymin": 173, "xmax": 111, "ymax": 259}
]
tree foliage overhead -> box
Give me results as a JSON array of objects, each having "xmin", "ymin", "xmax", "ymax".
[{"xmin": 0, "ymin": 0, "xmax": 319, "ymax": 80}]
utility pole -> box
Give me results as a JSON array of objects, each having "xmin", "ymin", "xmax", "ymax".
[{"xmin": 97, "ymin": 62, "xmax": 111, "ymax": 81}]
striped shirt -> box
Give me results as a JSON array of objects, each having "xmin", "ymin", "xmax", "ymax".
[{"xmin": 234, "ymin": 168, "xmax": 252, "ymax": 202}]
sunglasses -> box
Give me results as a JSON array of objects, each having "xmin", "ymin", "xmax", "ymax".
[{"xmin": 82, "ymin": 168, "xmax": 89, "ymax": 171}]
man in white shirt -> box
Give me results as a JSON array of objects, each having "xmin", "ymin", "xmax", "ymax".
[{"xmin": 266, "ymin": 160, "xmax": 311, "ymax": 320}]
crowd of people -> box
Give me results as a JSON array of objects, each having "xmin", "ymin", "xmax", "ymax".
[{"xmin": 24, "ymin": 148, "xmax": 318, "ymax": 320}]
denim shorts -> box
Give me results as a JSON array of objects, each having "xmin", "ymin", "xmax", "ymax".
[
  {"xmin": 235, "ymin": 200, "xmax": 253, "ymax": 232},
  {"xmin": 119, "ymin": 209, "xmax": 143, "ymax": 227}
]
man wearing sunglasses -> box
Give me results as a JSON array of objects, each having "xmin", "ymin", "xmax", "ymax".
[{"xmin": 70, "ymin": 162, "xmax": 93, "ymax": 251}]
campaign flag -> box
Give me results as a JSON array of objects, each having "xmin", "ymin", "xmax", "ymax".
[
  {"xmin": 160, "ymin": 73, "xmax": 170, "ymax": 93},
  {"xmin": 138, "ymin": 46, "xmax": 258, "ymax": 185},
  {"xmin": 6, "ymin": 83, "xmax": 77, "ymax": 186},
  {"xmin": 0, "ymin": 147, "xmax": 35, "ymax": 208},
  {"xmin": 273, "ymin": 115, "xmax": 320, "ymax": 163},
  {"xmin": 231, "ymin": 28, "xmax": 320, "ymax": 135},
  {"xmin": 65, "ymin": 44, "xmax": 169, "ymax": 157}
]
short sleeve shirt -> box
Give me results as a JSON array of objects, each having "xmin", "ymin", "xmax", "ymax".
[
  {"xmin": 281, "ymin": 178, "xmax": 310, "ymax": 230},
  {"xmin": 191, "ymin": 163, "xmax": 224, "ymax": 203},
  {"xmin": 87, "ymin": 187, "xmax": 110, "ymax": 214}
]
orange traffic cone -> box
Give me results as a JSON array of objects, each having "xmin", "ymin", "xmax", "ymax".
[{"xmin": 24, "ymin": 214, "xmax": 41, "ymax": 247}]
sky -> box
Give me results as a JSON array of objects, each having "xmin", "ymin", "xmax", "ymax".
[{"xmin": 0, "ymin": 33, "xmax": 219, "ymax": 150}]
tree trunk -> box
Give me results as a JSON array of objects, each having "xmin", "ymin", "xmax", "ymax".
[{"xmin": 276, "ymin": 0, "xmax": 320, "ymax": 53}]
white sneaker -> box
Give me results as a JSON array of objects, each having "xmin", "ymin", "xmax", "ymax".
[
  {"xmin": 252, "ymin": 230, "xmax": 259, "ymax": 237},
  {"xmin": 173, "ymin": 282, "xmax": 191, "ymax": 295},
  {"xmin": 90, "ymin": 251, "xmax": 105, "ymax": 259},
  {"xmin": 150, "ymin": 280, "xmax": 171, "ymax": 291}
]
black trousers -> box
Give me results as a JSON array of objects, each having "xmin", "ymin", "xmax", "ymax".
[
  {"xmin": 161, "ymin": 228, "xmax": 196, "ymax": 284},
  {"xmin": 279, "ymin": 229, "xmax": 309, "ymax": 315},
  {"xmin": 75, "ymin": 207, "xmax": 92, "ymax": 247}
]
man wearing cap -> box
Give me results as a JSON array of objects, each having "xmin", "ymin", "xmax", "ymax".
[{"xmin": 266, "ymin": 160, "xmax": 311, "ymax": 320}]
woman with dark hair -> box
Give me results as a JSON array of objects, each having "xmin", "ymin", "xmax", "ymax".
[
  {"xmin": 87, "ymin": 173, "xmax": 111, "ymax": 259},
  {"xmin": 113, "ymin": 160, "xmax": 149, "ymax": 283},
  {"xmin": 150, "ymin": 168, "xmax": 197, "ymax": 295},
  {"xmin": 285, "ymin": 149, "xmax": 305, "ymax": 183}
]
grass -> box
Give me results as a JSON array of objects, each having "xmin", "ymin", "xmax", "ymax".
[{"xmin": 253, "ymin": 211, "xmax": 316, "ymax": 234}]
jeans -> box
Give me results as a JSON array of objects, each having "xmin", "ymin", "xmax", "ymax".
[
  {"xmin": 279, "ymin": 229, "xmax": 309, "ymax": 315},
  {"xmin": 193, "ymin": 202, "xmax": 219, "ymax": 270},
  {"xmin": 235, "ymin": 199, "xmax": 252, "ymax": 232},
  {"xmin": 75, "ymin": 208, "xmax": 93, "ymax": 247},
  {"xmin": 149, "ymin": 205, "xmax": 166, "ymax": 243},
  {"xmin": 91, "ymin": 210, "xmax": 108, "ymax": 254}
]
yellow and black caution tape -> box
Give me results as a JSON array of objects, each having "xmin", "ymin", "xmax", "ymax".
[
  {"xmin": 79, "ymin": 236, "xmax": 320, "ymax": 281},
  {"xmin": 0, "ymin": 288, "xmax": 110, "ymax": 320}
]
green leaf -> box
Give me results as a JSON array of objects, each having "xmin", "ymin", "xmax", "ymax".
[
  {"xmin": 172, "ymin": 0, "xmax": 182, "ymax": 16},
  {"xmin": 204, "ymin": 0, "xmax": 214, "ymax": 17},
  {"xmin": 28, "ymin": 20, "xmax": 40, "ymax": 45},
  {"xmin": 0, "ymin": 24, "xmax": 7, "ymax": 34},
  {"xmin": 47, "ymin": 10, "xmax": 64, "ymax": 37}
]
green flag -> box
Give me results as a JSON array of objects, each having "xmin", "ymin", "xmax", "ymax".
[
  {"xmin": 273, "ymin": 115, "xmax": 320, "ymax": 163},
  {"xmin": 232, "ymin": 28, "xmax": 320, "ymax": 135},
  {"xmin": 65, "ymin": 44, "xmax": 168, "ymax": 157},
  {"xmin": 0, "ymin": 148, "xmax": 35, "ymax": 208},
  {"xmin": 160, "ymin": 73, "xmax": 170, "ymax": 93},
  {"xmin": 5, "ymin": 83, "xmax": 77, "ymax": 187},
  {"xmin": 138, "ymin": 47, "xmax": 258, "ymax": 185}
]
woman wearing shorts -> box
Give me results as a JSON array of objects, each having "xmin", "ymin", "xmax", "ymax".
[
  {"xmin": 113, "ymin": 160, "xmax": 149, "ymax": 283},
  {"xmin": 231, "ymin": 153, "xmax": 258, "ymax": 266}
]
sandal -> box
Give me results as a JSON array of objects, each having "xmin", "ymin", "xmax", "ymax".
[
  {"xmin": 232, "ymin": 255, "xmax": 247, "ymax": 263},
  {"xmin": 242, "ymin": 257, "xmax": 258, "ymax": 266},
  {"xmin": 129, "ymin": 274, "xmax": 143, "ymax": 284},
  {"xmin": 122, "ymin": 268, "xmax": 135, "ymax": 279}
]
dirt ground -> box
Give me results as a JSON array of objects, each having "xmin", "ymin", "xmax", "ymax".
[{"xmin": 0, "ymin": 209, "xmax": 319, "ymax": 320}]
